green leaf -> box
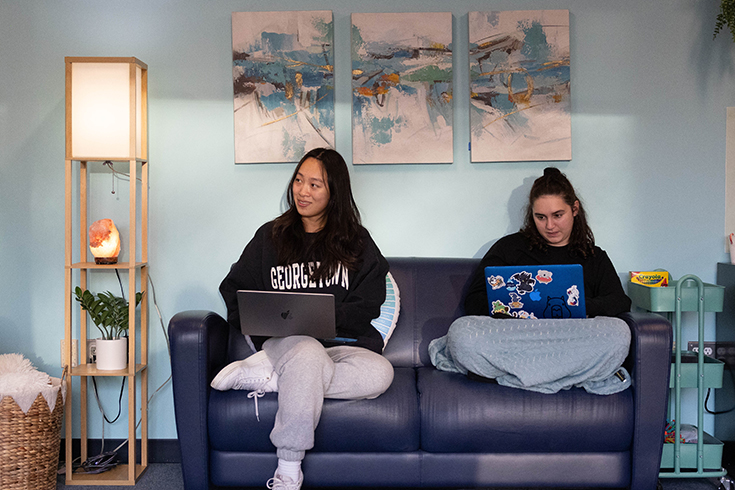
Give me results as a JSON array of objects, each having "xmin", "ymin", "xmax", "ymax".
[
  {"xmin": 714, "ymin": 0, "xmax": 735, "ymax": 43},
  {"xmin": 71, "ymin": 287, "xmax": 144, "ymax": 340}
]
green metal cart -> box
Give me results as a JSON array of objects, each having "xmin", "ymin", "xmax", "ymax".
[{"xmin": 628, "ymin": 274, "xmax": 726, "ymax": 479}]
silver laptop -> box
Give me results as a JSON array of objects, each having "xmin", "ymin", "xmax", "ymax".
[{"xmin": 237, "ymin": 290, "xmax": 336, "ymax": 339}]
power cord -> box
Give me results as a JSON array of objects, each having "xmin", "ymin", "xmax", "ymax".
[
  {"xmin": 115, "ymin": 269, "xmax": 126, "ymax": 301},
  {"xmin": 102, "ymin": 160, "xmax": 143, "ymax": 195},
  {"xmin": 140, "ymin": 272, "xmax": 172, "ymax": 413},
  {"xmin": 705, "ymin": 359, "xmax": 735, "ymax": 415},
  {"xmin": 74, "ymin": 450, "xmax": 120, "ymax": 475},
  {"xmin": 71, "ymin": 343, "xmax": 126, "ymax": 474},
  {"xmin": 59, "ymin": 451, "xmax": 121, "ymax": 475},
  {"xmin": 90, "ymin": 274, "xmax": 173, "ymax": 464},
  {"xmin": 92, "ymin": 376, "xmax": 125, "ymax": 424},
  {"xmin": 112, "ymin": 269, "xmax": 173, "ymax": 422}
]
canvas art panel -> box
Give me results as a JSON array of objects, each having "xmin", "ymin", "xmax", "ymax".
[
  {"xmin": 232, "ymin": 11, "xmax": 335, "ymax": 163},
  {"xmin": 469, "ymin": 10, "xmax": 571, "ymax": 162},
  {"xmin": 352, "ymin": 12, "xmax": 453, "ymax": 164}
]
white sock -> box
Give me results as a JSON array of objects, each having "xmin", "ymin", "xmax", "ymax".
[{"xmin": 277, "ymin": 459, "xmax": 302, "ymax": 481}]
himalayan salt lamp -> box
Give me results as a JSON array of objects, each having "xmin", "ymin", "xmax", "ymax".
[{"xmin": 89, "ymin": 219, "xmax": 120, "ymax": 264}]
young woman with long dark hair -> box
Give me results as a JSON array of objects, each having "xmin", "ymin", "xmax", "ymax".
[
  {"xmin": 214, "ymin": 148, "xmax": 393, "ymax": 490},
  {"xmin": 464, "ymin": 166, "xmax": 631, "ymax": 318}
]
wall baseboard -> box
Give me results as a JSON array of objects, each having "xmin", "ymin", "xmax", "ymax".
[{"xmin": 60, "ymin": 439, "xmax": 180, "ymax": 464}]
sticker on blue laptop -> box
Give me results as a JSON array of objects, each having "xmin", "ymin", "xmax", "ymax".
[
  {"xmin": 491, "ymin": 300, "xmax": 510, "ymax": 315},
  {"xmin": 536, "ymin": 270, "xmax": 553, "ymax": 284},
  {"xmin": 508, "ymin": 292, "xmax": 524, "ymax": 309},
  {"xmin": 508, "ymin": 271, "xmax": 536, "ymax": 295},
  {"xmin": 543, "ymin": 296, "xmax": 573, "ymax": 318},
  {"xmin": 566, "ymin": 285, "xmax": 580, "ymax": 307},
  {"xmin": 487, "ymin": 275, "xmax": 506, "ymax": 290}
]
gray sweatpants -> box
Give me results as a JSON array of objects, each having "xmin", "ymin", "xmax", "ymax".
[{"xmin": 262, "ymin": 335, "xmax": 394, "ymax": 461}]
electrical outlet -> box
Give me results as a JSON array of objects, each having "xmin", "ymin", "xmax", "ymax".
[
  {"xmin": 88, "ymin": 339, "xmax": 97, "ymax": 364},
  {"xmin": 687, "ymin": 341, "xmax": 717, "ymax": 357},
  {"xmin": 61, "ymin": 339, "xmax": 79, "ymax": 368},
  {"xmin": 715, "ymin": 341, "xmax": 735, "ymax": 367},
  {"xmin": 685, "ymin": 341, "xmax": 735, "ymax": 366}
]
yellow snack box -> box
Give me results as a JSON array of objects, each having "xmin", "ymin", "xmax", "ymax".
[{"xmin": 630, "ymin": 271, "xmax": 669, "ymax": 287}]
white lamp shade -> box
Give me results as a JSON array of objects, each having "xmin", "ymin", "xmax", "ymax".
[{"xmin": 67, "ymin": 58, "xmax": 146, "ymax": 160}]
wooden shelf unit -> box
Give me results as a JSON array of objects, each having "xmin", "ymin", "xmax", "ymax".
[{"xmin": 63, "ymin": 57, "xmax": 149, "ymax": 486}]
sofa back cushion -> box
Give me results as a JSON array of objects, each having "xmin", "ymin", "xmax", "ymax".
[{"xmin": 383, "ymin": 257, "xmax": 480, "ymax": 368}]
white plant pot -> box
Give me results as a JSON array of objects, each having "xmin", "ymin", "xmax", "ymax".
[{"xmin": 95, "ymin": 337, "xmax": 128, "ymax": 371}]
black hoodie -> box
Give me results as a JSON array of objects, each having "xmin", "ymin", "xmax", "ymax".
[
  {"xmin": 220, "ymin": 221, "xmax": 389, "ymax": 354},
  {"xmin": 465, "ymin": 232, "xmax": 631, "ymax": 318}
]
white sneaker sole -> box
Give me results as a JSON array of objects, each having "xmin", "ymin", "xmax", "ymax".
[{"xmin": 210, "ymin": 350, "xmax": 275, "ymax": 391}]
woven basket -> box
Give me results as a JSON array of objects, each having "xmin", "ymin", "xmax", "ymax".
[{"xmin": 0, "ymin": 372, "xmax": 65, "ymax": 490}]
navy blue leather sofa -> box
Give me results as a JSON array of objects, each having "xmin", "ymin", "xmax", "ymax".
[{"xmin": 169, "ymin": 257, "xmax": 672, "ymax": 489}]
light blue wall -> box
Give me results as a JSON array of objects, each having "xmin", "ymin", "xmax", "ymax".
[{"xmin": 1, "ymin": 0, "xmax": 734, "ymax": 439}]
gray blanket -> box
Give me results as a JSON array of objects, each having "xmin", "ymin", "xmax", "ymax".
[{"xmin": 429, "ymin": 316, "xmax": 631, "ymax": 395}]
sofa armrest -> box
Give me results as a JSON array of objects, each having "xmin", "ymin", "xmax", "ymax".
[
  {"xmin": 169, "ymin": 310, "xmax": 230, "ymax": 490},
  {"xmin": 619, "ymin": 311, "xmax": 672, "ymax": 490}
]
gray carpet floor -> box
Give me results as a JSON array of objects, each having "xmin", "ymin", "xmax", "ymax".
[{"xmin": 54, "ymin": 463, "xmax": 728, "ymax": 490}]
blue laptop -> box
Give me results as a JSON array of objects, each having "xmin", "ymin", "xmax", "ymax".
[{"xmin": 484, "ymin": 264, "xmax": 587, "ymax": 319}]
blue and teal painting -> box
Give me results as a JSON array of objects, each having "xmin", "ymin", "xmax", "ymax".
[
  {"xmin": 232, "ymin": 11, "xmax": 335, "ymax": 163},
  {"xmin": 351, "ymin": 12, "xmax": 453, "ymax": 164},
  {"xmin": 469, "ymin": 10, "xmax": 571, "ymax": 163}
]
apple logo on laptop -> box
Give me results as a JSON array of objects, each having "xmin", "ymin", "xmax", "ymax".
[{"xmin": 281, "ymin": 310, "xmax": 292, "ymax": 320}]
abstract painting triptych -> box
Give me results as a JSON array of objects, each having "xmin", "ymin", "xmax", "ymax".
[{"xmin": 232, "ymin": 10, "xmax": 570, "ymax": 164}]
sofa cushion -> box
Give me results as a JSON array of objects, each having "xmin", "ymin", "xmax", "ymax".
[
  {"xmin": 383, "ymin": 258, "xmax": 479, "ymax": 369},
  {"xmin": 209, "ymin": 367, "xmax": 419, "ymax": 453},
  {"xmin": 418, "ymin": 367, "xmax": 633, "ymax": 453}
]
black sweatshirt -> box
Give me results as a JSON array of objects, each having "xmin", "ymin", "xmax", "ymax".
[
  {"xmin": 464, "ymin": 232, "xmax": 631, "ymax": 318},
  {"xmin": 220, "ymin": 221, "xmax": 389, "ymax": 354}
]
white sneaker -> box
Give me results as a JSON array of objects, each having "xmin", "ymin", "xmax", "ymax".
[
  {"xmin": 210, "ymin": 350, "xmax": 278, "ymax": 392},
  {"xmin": 266, "ymin": 470, "xmax": 303, "ymax": 490}
]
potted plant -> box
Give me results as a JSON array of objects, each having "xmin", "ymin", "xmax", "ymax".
[
  {"xmin": 74, "ymin": 287, "xmax": 144, "ymax": 370},
  {"xmin": 714, "ymin": 0, "xmax": 735, "ymax": 42}
]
